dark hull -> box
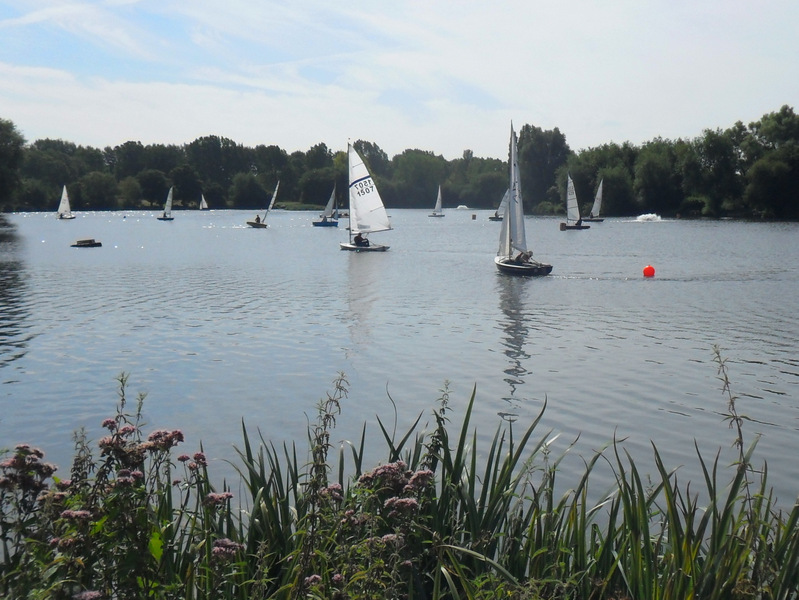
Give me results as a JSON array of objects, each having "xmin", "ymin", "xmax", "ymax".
[
  {"xmin": 247, "ymin": 221, "xmax": 267, "ymax": 228},
  {"xmin": 428, "ymin": 213, "xmax": 445, "ymax": 218},
  {"xmin": 494, "ymin": 257, "xmax": 552, "ymax": 276},
  {"xmin": 71, "ymin": 239, "xmax": 102, "ymax": 248},
  {"xmin": 488, "ymin": 215, "xmax": 503, "ymax": 221},
  {"xmin": 582, "ymin": 217, "xmax": 604, "ymax": 222},
  {"xmin": 560, "ymin": 222, "xmax": 590, "ymax": 230},
  {"xmin": 157, "ymin": 217, "xmax": 174, "ymax": 221},
  {"xmin": 312, "ymin": 220, "xmax": 338, "ymax": 227}
]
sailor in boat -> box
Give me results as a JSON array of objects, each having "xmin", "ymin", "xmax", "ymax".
[
  {"xmin": 514, "ymin": 251, "xmax": 533, "ymax": 264},
  {"xmin": 254, "ymin": 214, "xmax": 261, "ymax": 224},
  {"xmin": 354, "ymin": 233, "xmax": 370, "ymax": 247}
]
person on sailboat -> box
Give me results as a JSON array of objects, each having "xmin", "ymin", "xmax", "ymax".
[
  {"xmin": 254, "ymin": 215, "xmax": 261, "ymax": 224},
  {"xmin": 515, "ymin": 251, "xmax": 532, "ymax": 264},
  {"xmin": 354, "ymin": 233, "xmax": 369, "ymax": 247}
]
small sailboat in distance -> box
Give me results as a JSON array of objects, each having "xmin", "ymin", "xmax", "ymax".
[
  {"xmin": 199, "ymin": 194, "xmax": 209, "ymax": 210},
  {"xmin": 583, "ymin": 178, "xmax": 604, "ymax": 222},
  {"xmin": 247, "ymin": 181, "xmax": 280, "ymax": 228},
  {"xmin": 489, "ymin": 188, "xmax": 509, "ymax": 221},
  {"xmin": 340, "ymin": 143, "xmax": 391, "ymax": 251},
  {"xmin": 157, "ymin": 186, "xmax": 175, "ymax": 221},
  {"xmin": 559, "ymin": 174, "xmax": 590, "ymax": 230},
  {"xmin": 313, "ymin": 184, "xmax": 339, "ymax": 227},
  {"xmin": 429, "ymin": 185, "xmax": 445, "ymax": 217},
  {"xmin": 57, "ymin": 185, "xmax": 76, "ymax": 220}
]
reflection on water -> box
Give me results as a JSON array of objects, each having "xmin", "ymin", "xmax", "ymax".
[
  {"xmin": 496, "ymin": 276, "xmax": 530, "ymax": 411},
  {"xmin": 0, "ymin": 216, "xmax": 32, "ymax": 370},
  {"xmin": 346, "ymin": 252, "xmax": 382, "ymax": 350}
]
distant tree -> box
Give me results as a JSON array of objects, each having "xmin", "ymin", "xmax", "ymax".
[
  {"xmin": 353, "ymin": 140, "xmax": 391, "ymax": 178},
  {"xmin": 185, "ymin": 135, "xmax": 249, "ymax": 189},
  {"xmin": 634, "ymin": 139, "xmax": 682, "ymax": 215},
  {"xmin": 305, "ymin": 142, "xmax": 334, "ymax": 170},
  {"xmin": 252, "ymin": 144, "xmax": 288, "ymax": 180},
  {"xmin": 229, "ymin": 172, "xmax": 268, "ymax": 210},
  {"xmin": 78, "ymin": 171, "xmax": 118, "ymax": 209},
  {"xmin": 298, "ymin": 167, "xmax": 338, "ymax": 206},
  {"xmin": 169, "ymin": 164, "xmax": 202, "ymax": 207},
  {"xmin": 517, "ymin": 125, "xmax": 571, "ymax": 210},
  {"xmin": 137, "ymin": 169, "xmax": 169, "ymax": 204},
  {"xmin": 117, "ymin": 176, "xmax": 142, "ymax": 209},
  {"xmin": 744, "ymin": 145, "xmax": 799, "ymax": 219},
  {"xmin": 113, "ymin": 141, "xmax": 146, "ymax": 180},
  {"xmin": 0, "ymin": 118, "xmax": 26, "ymax": 208},
  {"xmin": 391, "ymin": 149, "xmax": 448, "ymax": 208},
  {"xmin": 144, "ymin": 143, "xmax": 185, "ymax": 175}
]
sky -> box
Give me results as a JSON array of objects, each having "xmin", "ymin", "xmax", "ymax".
[{"xmin": 1, "ymin": 0, "xmax": 797, "ymax": 161}]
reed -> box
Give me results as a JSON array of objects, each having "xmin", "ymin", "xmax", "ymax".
[{"xmin": 2, "ymin": 352, "xmax": 799, "ymax": 599}]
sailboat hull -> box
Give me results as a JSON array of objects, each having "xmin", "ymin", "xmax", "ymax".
[
  {"xmin": 157, "ymin": 216, "xmax": 174, "ymax": 221},
  {"xmin": 58, "ymin": 214, "xmax": 76, "ymax": 220},
  {"xmin": 313, "ymin": 220, "xmax": 338, "ymax": 227},
  {"xmin": 340, "ymin": 242, "xmax": 389, "ymax": 252},
  {"xmin": 488, "ymin": 215, "xmax": 503, "ymax": 221},
  {"xmin": 582, "ymin": 217, "xmax": 604, "ymax": 222},
  {"xmin": 560, "ymin": 222, "xmax": 590, "ymax": 230},
  {"xmin": 247, "ymin": 221, "xmax": 268, "ymax": 228},
  {"xmin": 428, "ymin": 213, "xmax": 445, "ymax": 217},
  {"xmin": 495, "ymin": 256, "xmax": 552, "ymax": 276}
]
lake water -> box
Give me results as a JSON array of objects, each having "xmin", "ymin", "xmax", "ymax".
[{"xmin": 2, "ymin": 209, "xmax": 798, "ymax": 505}]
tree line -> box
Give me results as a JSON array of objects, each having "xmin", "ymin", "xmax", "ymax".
[{"xmin": 0, "ymin": 104, "xmax": 797, "ymax": 218}]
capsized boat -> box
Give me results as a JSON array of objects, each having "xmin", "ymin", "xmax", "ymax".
[
  {"xmin": 57, "ymin": 185, "xmax": 76, "ymax": 220},
  {"xmin": 559, "ymin": 174, "xmax": 590, "ymax": 230},
  {"xmin": 340, "ymin": 144, "xmax": 391, "ymax": 251},
  {"xmin": 157, "ymin": 187, "xmax": 175, "ymax": 221},
  {"xmin": 313, "ymin": 184, "xmax": 338, "ymax": 227},
  {"xmin": 583, "ymin": 178, "xmax": 603, "ymax": 222},
  {"xmin": 494, "ymin": 124, "xmax": 552, "ymax": 276},
  {"xmin": 247, "ymin": 181, "xmax": 280, "ymax": 228},
  {"xmin": 429, "ymin": 185, "xmax": 445, "ymax": 217}
]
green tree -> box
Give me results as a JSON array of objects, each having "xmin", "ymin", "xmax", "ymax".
[
  {"xmin": 112, "ymin": 141, "xmax": 146, "ymax": 180},
  {"xmin": 744, "ymin": 145, "xmax": 799, "ymax": 219},
  {"xmin": 186, "ymin": 135, "xmax": 249, "ymax": 189},
  {"xmin": 353, "ymin": 140, "xmax": 391, "ymax": 178},
  {"xmin": 634, "ymin": 139, "xmax": 682, "ymax": 215},
  {"xmin": 169, "ymin": 164, "xmax": 203, "ymax": 207},
  {"xmin": 517, "ymin": 125, "xmax": 571, "ymax": 210},
  {"xmin": 117, "ymin": 176, "xmax": 142, "ymax": 209},
  {"xmin": 0, "ymin": 118, "xmax": 26, "ymax": 209},
  {"xmin": 229, "ymin": 172, "xmax": 268, "ymax": 209},
  {"xmin": 78, "ymin": 171, "xmax": 118, "ymax": 209},
  {"xmin": 391, "ymin": 149, "xmax": 448, "ymax": 208},
  {"xmin": 137, "ymin": 169, "xmax": 169, "ymax": 205}
]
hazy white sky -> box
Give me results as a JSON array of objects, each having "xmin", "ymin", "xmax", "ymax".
[{"xmin": 1, "ymin": 1, "xmax": 797, "ymax": 160}]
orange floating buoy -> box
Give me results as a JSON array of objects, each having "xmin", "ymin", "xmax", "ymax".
[{"xmin": 643, "ymin": 265, "xmax": 655, "ymax": 278}]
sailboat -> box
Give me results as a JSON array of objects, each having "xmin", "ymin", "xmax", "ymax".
[
  {"xmin": 157, "ymin": 187, "xmax": 175, "ymax": 221},
  {"xmin": 199, "ymin": 194, "xmax": 209, "ymax": 210},
  {"xmin": 559, "ymin": 174, "xmax": 590, "ymax": 230},
  {"xmin": 494, "ymin": 124, "xmax": 552, "ymax": 276},
  {"xmin": 583, "ymin": 178, "xmax": 604, "ymax": 222},
  {"xmin": 247, "ymin": 181, "xmax": 280, "ymax": 228},
  {"xmin": 489, "ymin": 188, "xmax": 509, "ymax": 221},
  {"xmin": 313, "ymin": 184, "xmax": 339, "ymax": 227},
  {"xmin": 429, "ymin": 185, "xmax": 445, "ymax": 217},
  {"xmin": 56, "ymin": 185, "xmax": 75, "ymax": 220},
  {"xmin": 340, "ymin": 143, "xmax": 391, "ymax": 251}
]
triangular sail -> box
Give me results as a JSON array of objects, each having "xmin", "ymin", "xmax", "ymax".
[
  {"xmin": 163, "ymin": 187, "xmax": 174, "ymax": 217},
  {"xmin": 321, "ymin": 184, "xmax": 337, "ymax": 218},
  {"xmin": 589, "ymin": 178, "xmax": 603, "ymax": 218},
  {"xmin": 57, "ymin": 185, "xmax": 73, "ymax": 218},
  {"xmin": 498, "ymin": 125, "xmax": 528, "ymax": 257},
  {"xmin": 348, "ymin": 144, "xmax": 391, "ymax": 234},
  {"xmin": 494, "ymin": 188, "xmax": 509, "ymax": 218},
  {"xmin": 433, "ymin": 186, "xmax": 442, "ymax": 213},
  {"xmin": 199, "ymin": 194, "xmax": 208, "ymax": 210},
  {"xmin": 566, "ymin": 175, "xmax": 580, "ymax": 223}
]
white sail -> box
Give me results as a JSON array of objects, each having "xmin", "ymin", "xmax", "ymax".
[
  {"xmin": 163, "ymin": 187, "xmax": 174, "ymax": 217},
  {"xmin": 348, "ymin": 144, "xmax": 391, "ymax": 234},
  {"xmin": 498, "ymin": 125, "xmax": 528, "ymax": 257},
  {"xmin": 432, "ymin": 186, "xmax": 443, "ymax": 214},
  {"xmin": 589, "ymin": 179, "xmax": 602, "ymax": 218},
  {"xmin": 199, "ymin": 194, "xmax": 208, "ymax": 210},
  {"xmin": 321, "ymin": 184, "xmax": 337, "ymax": 218},
  {"xmin": 56, "ymin": 185, "xmax": 74, "ymax": 219},
  {"xmin": 566, "ymin": 175, "xmax": 581, "ymax": 223},
  {"xmin": 494, "ymin": 188, "xmax": 509, "ymax": 219},
  {"xmin": 266, "ymin": 181, "xmax": 280, "ymax": 216}
]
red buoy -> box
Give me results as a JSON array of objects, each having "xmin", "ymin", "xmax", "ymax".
[{"xmin": 643, "ymin": 265, "xmax": 655, "ymax": 278}]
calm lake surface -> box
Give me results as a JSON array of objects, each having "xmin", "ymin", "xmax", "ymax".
[{"xmin": 2, "ymin": 209, "xmax": 798, "ymax": 504}]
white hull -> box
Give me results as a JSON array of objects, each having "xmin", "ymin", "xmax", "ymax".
[{"xmin": 340, "ymin": 242, "xmax": 389, "ymax": 252}]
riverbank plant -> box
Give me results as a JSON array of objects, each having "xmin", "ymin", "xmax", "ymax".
[{"xmin": 2, "ymin": 351, "xmax": 799, "ymax": 598}]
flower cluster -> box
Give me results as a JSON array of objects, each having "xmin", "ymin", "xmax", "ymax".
[
  {"xmin": 211, "ymin": 537, "xmax": 244, "ymax": 563},
  {"xmin": 204, "ymin": 491, "xmax": 234, "ymax": 507},
  {"xmin": 0, "ymin": 444, "xmax": 57, "ymax": 497}
]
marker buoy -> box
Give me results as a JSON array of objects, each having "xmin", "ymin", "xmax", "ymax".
[{"xmin": 643, "ymin": 265, "xmax": 655, "ymax": 278}]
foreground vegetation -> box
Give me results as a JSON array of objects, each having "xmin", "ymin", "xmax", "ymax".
[
  {"xmin": 2, "ymin": 350, "xmax": 799, "ymax": 599},
  {"xmin": 1, "ymin": 104, "xmax": 799, "ymax": 219}
]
